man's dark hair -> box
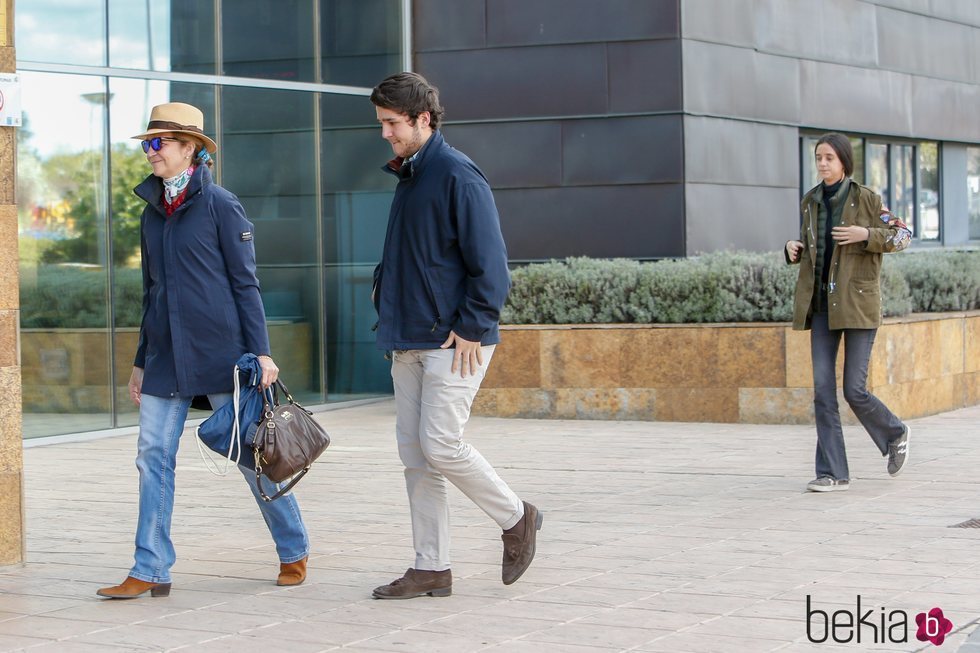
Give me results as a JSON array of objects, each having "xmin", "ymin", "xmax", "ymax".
[
  {"xmin": 371, "ymin": 72, "xmax": 444, "ymax": 130},
  {"xmin": 815, "ymin": 133, "xmax": 854, "ymax": 177}
]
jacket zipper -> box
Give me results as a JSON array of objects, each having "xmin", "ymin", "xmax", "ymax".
[
  {"xmin": 827, "ymin": 198, "xmax": 855, "ymax": 296},
  {"xmin": 421, "ymin": 271, "xmax": 443, "ymax": 332}
]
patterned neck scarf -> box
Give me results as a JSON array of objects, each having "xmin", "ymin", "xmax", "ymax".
[{"xmin": 163, "ymin": 165, "xmax": 196, "ymax": 204}]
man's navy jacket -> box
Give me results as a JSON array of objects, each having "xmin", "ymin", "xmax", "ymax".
[
  {"xmin": 373, "ymin": 131, "xmax": 510, "ymax": 351},
  {"xmin": 133, "ymin": 165, "xmax": 271, "ymax": 398}
]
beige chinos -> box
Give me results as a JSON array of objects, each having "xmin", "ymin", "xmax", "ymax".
[{"xmin": 391, "ymin": 345, "xmax": 523, "ymax": 571}]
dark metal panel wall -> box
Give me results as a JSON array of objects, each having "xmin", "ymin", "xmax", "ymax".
[
  {"xmin": 413, "ymin": 0, "xmax": 685, "ymax": 260},
  {"xmin": 680, "ymin": 0, "xmax": 980, "ymax": 253}
]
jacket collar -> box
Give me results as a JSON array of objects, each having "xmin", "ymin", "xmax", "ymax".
[
  {"xmin": 135, "ymin": 164, "xmax": 211, "ymax": 216},
  {"xmin": 381, "ymin": 130, "xmax": 443, "ymax": 181},
  {"xmin": 811, "ymin": 177, "xmax": 849, "ymax": 204}
]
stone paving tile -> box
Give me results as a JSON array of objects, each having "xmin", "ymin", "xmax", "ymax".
[
  {"xmin": 0, "ymin": 614, "xmax": 118, "ymax": 639},
  {"xmin": 481, "ymin": 642, "xmax": 620, "ymax": 652},
  {"xmin": 169, "ymin": 634, "xmax": 330, "ymax": 652},
  {"xmin": 409, "ymin": 611, "xmax": 559, "ymax": 643},
  {"xmin": 145, "ymin": 607, "xmax": 289, "ymax": 635},
  {"xmin": 239, "ymin": 618, "xmax": 392, "ymax": 646},
  {"xmin": 62, "ymin": 622, "xmax": 230, "ymax": 650},
  {"xmin": 354, "ymin": 627, "xmax": 501, "ymax": 652},
  {"xmin": 635, "ymin": 630, "xmax": 794, "ymax": 652},
  {"xmin": 302, "ymin": 599, "xmax": 458, "ymax": 629},
  {"xmin": 16, "ymin": 641, "xmax": 111, "ymax": 653},
  {"xmin": 520, "ymin": 621, "xmax": 674, "ymax": 649},
  {"xmin": 2, "ymin": 401, "xmax": 979, "ymax": 651},
  {"xmin": 685, "ymin": 614, "xmax": 803, "ymax": 641},
  {"xmin": 473, "ymin": 597, "xmax": 610, "ymax": 623},
  {"xmin": 624, "ymin": 591, "xmax": 759, "ymax": 615}
]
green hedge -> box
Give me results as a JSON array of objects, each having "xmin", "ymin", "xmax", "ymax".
[
  {"xmin": 18, "ymin": 250, "xmax": 980, "ymax": 329},
  {"xmin": 502, "ymin": 250, "xmax": 980, "ymax": 325},
  {"xmin": 19, "ymin": 266, "xmax": 143, "ymax": 329}
]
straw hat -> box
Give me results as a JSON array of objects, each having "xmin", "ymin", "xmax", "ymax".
[{"xmin": 132, "ymin": 102, "xmax": 217, "ymax": 153}]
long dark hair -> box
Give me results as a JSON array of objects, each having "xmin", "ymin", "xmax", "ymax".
[
  {"xmin": 815, "ymin": 133, "xmax": 854, "ymax": 177},
  {"xmin": 371, "ymin": 72, "xmax": 444, "ymax": 130}
]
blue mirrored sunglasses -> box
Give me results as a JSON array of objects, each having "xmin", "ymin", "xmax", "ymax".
[{"xmin": 140, "ymin": 136, "xmax": 180, "ymax": 153}]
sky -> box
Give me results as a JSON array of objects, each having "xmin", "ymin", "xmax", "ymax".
[{"xmin": 17, "ymin": 0, "xmax": 173, "ymax": 157}]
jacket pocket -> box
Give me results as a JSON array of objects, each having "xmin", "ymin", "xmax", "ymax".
[
  {"xmin": 421, "ymin": 267, "xmax": 446, "ymax": 332},
  {"xmin": 852, "ymin": 278, "xmax": 879, "ymax": 295}
]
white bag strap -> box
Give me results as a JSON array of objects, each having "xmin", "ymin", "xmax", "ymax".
[{"xmin": 195, "ymin": 363, "xmax": 245, "ymax": 476}]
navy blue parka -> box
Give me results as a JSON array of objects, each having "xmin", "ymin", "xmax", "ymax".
[
  {"xmin": 373, "ymin": 131, "xmax": 510, "ymax": 351},
  {"xmin": 133, "ymin": 165, "xmax": 271, "ymax": 398}
]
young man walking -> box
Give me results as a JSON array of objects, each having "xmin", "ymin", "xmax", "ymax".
[{"xmin": 370, "ymin": 72, "xmax": 541, "ymax": 599}]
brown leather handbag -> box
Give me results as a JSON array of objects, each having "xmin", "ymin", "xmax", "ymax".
[{"xmin": 250, "ymin": 380, "xmax": 330, "ymax": 502}]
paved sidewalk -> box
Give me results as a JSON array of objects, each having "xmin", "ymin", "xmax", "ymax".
[{"xmin": 1, "ymin": 400, "xmax": 979, "ymax": 652}]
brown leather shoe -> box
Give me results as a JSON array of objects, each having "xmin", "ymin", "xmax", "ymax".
[
  {"xmin": 501, "ymin": 501, "xmax": 543, "ymax": 585},
  {"xmin": 96, "ymin": 576, "xmax": 171, "ymax": 599},
  {"xmin": 277, "ymin": 556, "xmax": 308, "ymax": 586},
  {"xmin": 372, "ymin": 568, "xmax": 452, "ymax": 599}
]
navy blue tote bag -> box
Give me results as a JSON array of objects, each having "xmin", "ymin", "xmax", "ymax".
[{"xmin": 195, "ymin": 353, "xmax": 268, "ymax": 474}]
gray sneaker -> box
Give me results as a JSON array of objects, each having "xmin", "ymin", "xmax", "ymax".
[
  {"xmin": 806, "ymin": 477, "xmax": 849, "ymax": 492},
  {"xmin": 887, "ymin": 425, "xmax": 910, "ymax": 477}
]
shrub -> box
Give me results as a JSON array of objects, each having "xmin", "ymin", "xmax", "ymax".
[
  {"xmin": 887, "ymin": 250, "xmax": 980, "ymax": 312},
  {"xmin": 503, "ymin": 249, "xmax": 980, "ymax": 325},
  {"xmin": 19, "ymin": 266, "xmax": 144, "ymax": 328}
]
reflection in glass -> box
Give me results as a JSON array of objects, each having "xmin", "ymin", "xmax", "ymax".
[
  {"xmin": 867, "ymin": 143, "xmax": 889, "ymax": 210},
  {"xmin": 891, "ymin": 144, "xmax": 914, "ymax": 234},
  {"xmin": 917, "ymin": 142, "xmax": 940, "ymax": 241},
  {"xmin": 321, "ymin": 0, "xmax": 403, "ymax": 86},
  {"xmin": 850, "ymin": 137, "xmax": 864, "ymax": 185},
  {"xmin": 107, "ymin": 78, "xmax": 218, "ymax": 425},
  {"xmin": 221, "ymin": 86, "xmax": 322, "ymax": 402},
  {"xmin": 16, "ymin": 0, "xmax": 106, "ymax": 66},
  {"xmin": 222, "ymin": 0, "xmax": 315, "ymax": 81},
  {"xmin": 108, "ymin": 0, "xmax": 171, "ymax": 71},
  {"xmin": 321, "ymin": 93, "xmax": 395, "ymax": 398},
  {"xmin": 968, "ymin": 147, "xmax": 980, "ymax": 240},
  {"xmin": 109, "ymin": 0, "xmax": 216, "ymax": 75},
  {"xmin": 17, "ymin": 73, "xmax": 112, "ymax": 437},
  {"xmin": 108, "ymin": 0, "xmax": 217, "ymax": 74},
  {"xmin": 800, "ymin": 136, "xmax": 819, "ymax": 193}
]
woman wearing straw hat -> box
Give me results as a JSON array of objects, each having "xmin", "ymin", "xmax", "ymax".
[{"xmin": 97, "ymin": 102, "xmax": 310, "ymax": 599}]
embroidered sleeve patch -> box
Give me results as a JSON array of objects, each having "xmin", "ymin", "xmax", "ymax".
[
  {"xmin": 879, "ymin": 210, "xmax": 912, "ymax": 252},
  {"xmin": 240, "ymin": 231, "xmax": 253, "ymax": 241}
]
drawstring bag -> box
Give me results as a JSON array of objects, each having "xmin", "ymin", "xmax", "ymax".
[{"xmin": 195, "ymin": 353, "xmax": 266, "ymax": 475}]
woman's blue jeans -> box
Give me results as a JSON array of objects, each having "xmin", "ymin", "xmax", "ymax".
[
  {"xmin": 130, "ymin": 392, "xmax": 309, "ymax": 583},
  {"xmin": 810, "ymin": 312, "xmax": 905, "ymax": 481}
]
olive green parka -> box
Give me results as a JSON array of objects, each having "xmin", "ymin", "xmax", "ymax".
[{"xmin": 787, "ymin": 180, "xmax": 910, "ymax": 331}]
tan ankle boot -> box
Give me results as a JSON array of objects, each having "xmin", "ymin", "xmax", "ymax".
[
  {"xmin": 277, "ymin": 556, "xmax": 308, "ymax": 586},
  {"xmin": 96, "ymin": 576, "xmax": 171, "ymax": 599}
]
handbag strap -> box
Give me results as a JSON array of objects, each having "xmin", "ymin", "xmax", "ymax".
[
  {"xmin": 255, "ymin": 466, "xmax": 310, "ymax": 502},
  {"xmin": 274, "ymin": 379, "xmax": 296, "ymax": 404}
]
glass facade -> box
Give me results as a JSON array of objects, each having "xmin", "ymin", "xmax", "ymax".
[
  {"xmin": 16, "ymin": 1, "xmax": 405, "ymax": 438},
  {"xmin": 918, "ymin": 142, "xmax": 940, "ymax": 241},
  {"xmin": 969, "ymin": 147, "xmax": 980, "ymax": 241},
  {"xmin": 801, "ymin": 133, "xmax": 941, "ymax": 242}
]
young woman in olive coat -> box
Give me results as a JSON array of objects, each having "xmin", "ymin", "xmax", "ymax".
[{"xmin": 786, "ymin": 133, "xmax": 912, "ymax": 493}]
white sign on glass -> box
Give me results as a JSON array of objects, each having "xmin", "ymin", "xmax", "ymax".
[{"xmin": 0, "ymin": 74, "xmax": 22, "ymax": 126}]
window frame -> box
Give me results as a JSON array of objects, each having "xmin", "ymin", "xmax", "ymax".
[{"xmin": 800, "ymin": 131, "xmax": 942, "ymax": 244}]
